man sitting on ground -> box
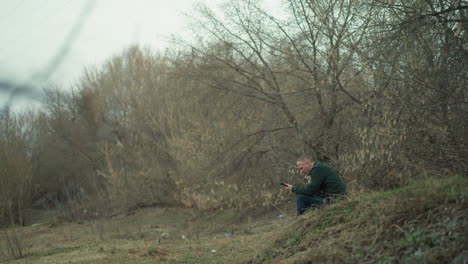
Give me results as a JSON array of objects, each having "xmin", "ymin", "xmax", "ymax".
[{"xmin": 282, "ymin": 155, "xmax": 346, "ymax": 215}]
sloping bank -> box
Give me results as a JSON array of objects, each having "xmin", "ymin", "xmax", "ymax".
[{"xmin": 249, "ymin": 176, "xmax": 467, "ymax": 264}]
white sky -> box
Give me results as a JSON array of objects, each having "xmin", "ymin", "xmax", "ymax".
[
  {"xmin": 0, "ymin": 0, "xmax": 283, "ymax": 111},
  {"xmin": 0, "ymin": 0, "xmax": 206, "ymax": 110}
]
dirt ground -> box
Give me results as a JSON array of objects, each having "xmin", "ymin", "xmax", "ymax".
[
  {"xmin": 0, "ymin": 203, "xmax": 295, "ymax": 264},
  {"xmin": 2, "ymin": 176, "xmax": 466, "ymax": 264}
]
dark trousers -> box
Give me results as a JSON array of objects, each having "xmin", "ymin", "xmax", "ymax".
[{"xmin": 296, "ymin": 194, "xmax": 325, "ymax": 215}]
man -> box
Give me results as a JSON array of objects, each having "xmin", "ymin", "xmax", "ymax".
[{"xmin": 282, "ymin": 155, "xmax": 346, "ymax": 215}]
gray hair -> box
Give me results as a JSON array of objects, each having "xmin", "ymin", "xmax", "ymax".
[{"xmin": 297, "ymin": 154, "xmax": 314, "ymax": 163}]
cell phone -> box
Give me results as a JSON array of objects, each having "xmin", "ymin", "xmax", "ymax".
[{"xmin": 280, "ymin": 182, "xmax": 288, "ymax": 187}]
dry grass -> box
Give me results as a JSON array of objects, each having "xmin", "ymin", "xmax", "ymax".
[
  {"xmin": 250, "ymin": 176, "xmax": 468, "ymax": 264},
  {"xmin": 1, "ymin": 176, "xmax": 465, "ymax": 264},
  {"xmin": 0, "ymin": 204, "xmax": 292, "ymax": 264}
]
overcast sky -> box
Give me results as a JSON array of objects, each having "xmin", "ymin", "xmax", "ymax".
[
  {"xmin": 0, "ymin": 0, "xmax": 223, "ymax": 110},
  {"xmin": 0, "ymin": 0, "xmax": 285, "ymax": 111}
]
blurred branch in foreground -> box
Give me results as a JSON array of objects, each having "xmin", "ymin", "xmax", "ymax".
[{"xmin": 0, "ymin": 0, "xmax": 95, "ymax": 112}]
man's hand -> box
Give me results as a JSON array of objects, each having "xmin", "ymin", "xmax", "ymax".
[{"xmin": 282, "ymin": 183, "xmax": 293, "ymax": 191}]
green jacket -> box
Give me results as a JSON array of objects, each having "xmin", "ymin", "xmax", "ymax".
[{"xmin": 292, "ymin": 162, "xmax": 346, "ymax": 196}]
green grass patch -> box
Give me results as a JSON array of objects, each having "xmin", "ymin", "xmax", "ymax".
[
  {"xmin": 361, "ymin": 176, "xmax": 467, "ymax": 206},
  {"xmin": 316, "ymin": 201, "xmax": 359, "ymax": 230},
  {"xmin": 258, "ymin": 230, "xmax": 305, "ymax": 261},
  {"xmin": 285, "ymin": 230, "xmax": 302, "ymax": 249},
  {"xmin": 250, "ymin": 176, "xmax": 468, "ymax": 264},
  {"xmin": 29, "ymin": 246, "xmax": 82, "ymax": 258},
  {"xmin": 170, "ymin": 253, "xmax": 227, "ymax": 264}
]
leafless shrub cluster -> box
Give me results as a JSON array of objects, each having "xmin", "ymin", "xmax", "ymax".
[
  {"xmin": 0, "ymin": 0, "xmax": 466, "ymax": 221},
  {"xmin": 0, "ymin": 111, "xmax": 33, "ymax": 258}
]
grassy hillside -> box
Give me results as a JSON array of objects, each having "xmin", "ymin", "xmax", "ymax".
[
  {"xmin": 250, "ymin": 176, "xmax": 468, "ymax": 264},
  {"xmin": 1, "ymin": 176, "xmax": 466, "ymax": 264}
]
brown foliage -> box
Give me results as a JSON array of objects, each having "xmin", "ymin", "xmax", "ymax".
[
  {"xmin": 0, "ymin": 111, "xmax": 33, "ymax": 226},
  {"xmin": 1, "ymin": 0, "xmax": 466, "ymax": 216}
]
